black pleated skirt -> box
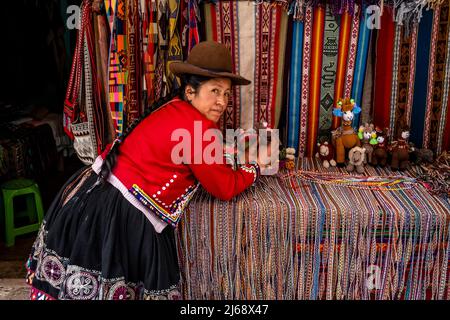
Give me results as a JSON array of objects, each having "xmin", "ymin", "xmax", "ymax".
[{"xmin": 25, "ymin": 166, "xmax": 181, "ymax": 300}]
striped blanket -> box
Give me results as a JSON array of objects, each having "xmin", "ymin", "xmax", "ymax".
[{"xmin": 178, "ymin": 158, "xmax": 450, "ymax": 300}]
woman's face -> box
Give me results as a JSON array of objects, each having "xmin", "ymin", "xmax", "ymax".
[{"xmin": 186, "ymin": 77, "xmax": 232, "ymax": 123}]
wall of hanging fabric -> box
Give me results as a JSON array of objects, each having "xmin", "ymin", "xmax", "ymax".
[
  {"xmin": 63, "ymin": 0, "xmax": 203, "ymax": 164},
  {"xmin": 286, "ymin": 1, "xmax": 450, "ymax": 158},
  {"xmin": 65, "ymin": 0, "xmax": 450, "ymax": 165}
]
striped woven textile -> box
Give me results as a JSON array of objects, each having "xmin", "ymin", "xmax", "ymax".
[
  {"xmin": 343, "ymin": 4, "xmax": 360, "ymax": 100},
  {"xmin": 203, "ymin": 1, "xmax": 288, "ymax": 131},
  {"xmin": 351, "ymin": 4, "xmax": 371, "ymax": 131},
  {"xmin": 410, "ymin": 8, "xmax": 434, "ymax": 148},
  {"xmin": 331, "ymin": 11, "xmax": 352, "ymax": 130},
  {"xmin": 376, "ymin": 4, "xmax": 450, "ymax": 153},
  {"xmin": 287, "ymin": 19, "xmax": 304, "ymax": 152},
  {"xmin": 305, "ymin": 5, "xmax": 364, "ymax": 156},
  {"xmin": 444, "ymin": 96, "xmax": 450, "ymax": 152},
  {"xmin": 107, "ymin": 0, "xmax": 126, "ymax": 136},
  {"xmin": 306, "ymin": 5, "xmax": 324, "ymax": 157},
  {"xmin": 317, "ymin": 5, "xmax": 340, "ymax": 141},
  {"xmin": 438, "ymin": 5, "xmax": 450, "ymax": 154},
  {"xmin": 299, "ymin": 6, "xmax": 313, "ymax": 157},
  {"xmin": 178, "ymin": 158, "xmax": 450, "ymax": 300},
  {"xmin": 423, "ymin": 3, "xmax": 450, "ymax": 153},
  {"xmin": 373, "ymin": 6, "xmax": 395, "ymax": 132},
  {"xmin": 387, "ymin": 24, "xmax": 418, "ymax": 141}
]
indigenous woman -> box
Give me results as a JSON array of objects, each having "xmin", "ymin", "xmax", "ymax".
[{"xmin": 26, "ymin": 41, "xmax": 268, "ymax": 300}]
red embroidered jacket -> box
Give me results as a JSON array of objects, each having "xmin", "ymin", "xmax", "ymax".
[{"xmin": 92, "ymin": 98, "xmax": 259, "ymax": 231}]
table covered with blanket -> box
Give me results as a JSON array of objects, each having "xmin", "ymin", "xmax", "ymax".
[{"xmin": 177, "ymin": 158, "xmax": 450, "ymax": 300}]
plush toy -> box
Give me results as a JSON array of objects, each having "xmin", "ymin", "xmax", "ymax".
[
  {"xmin": 389, "ymin": 126, "xmax": 411, "ymax": 171},
  {"xmin": 410, "ymin": 147, "xmax": 434, "ymax": 165},
  {"xmin": 315, "ymin": 141, "xmax": 336, "ymax": 168},
  {"xmin": 358, "ymin": 123, "xmax": 377, "ymax": 164},
  {"xmin": 371, "ymin": 127, "xmax": 389, "ymax": 167},
  {"xmin": 331, "ymin": 98, "xmax": 361, "ymax": 166},
  {"xmin": 346, "ymin": 146, "xmax": 366, "ymax": 174},
  {"xmin": 280, "ymin": 147, "xmax": 296, "ymax": 170}
]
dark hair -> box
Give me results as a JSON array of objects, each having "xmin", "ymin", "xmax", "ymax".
[
  {"xmin": 179, "ymin": 74, "xmax": 212, "ymax": 100},
  {"xmin": 98, "ymin": 73, "xmax": 214, "ymax": 184}
]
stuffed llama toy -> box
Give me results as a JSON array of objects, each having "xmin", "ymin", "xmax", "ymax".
[{"xmin": 346, "ymin": 146, "xmax": 366, "ymax": 174}]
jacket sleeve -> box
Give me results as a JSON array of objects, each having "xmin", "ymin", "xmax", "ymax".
[{"xmin": 189, "ymin": 161, "xmax": 260, "ymax": 201}]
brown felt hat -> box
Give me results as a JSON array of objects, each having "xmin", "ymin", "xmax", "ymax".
[{"xmin": 169, "ymin": 41, "xmax": 251, "ymax": 86}]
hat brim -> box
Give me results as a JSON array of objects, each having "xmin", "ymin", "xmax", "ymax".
[{"xmin": 169, "ymin": 61, "xmax": 251, "ymax": 86}]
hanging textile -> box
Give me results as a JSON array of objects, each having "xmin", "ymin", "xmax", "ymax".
[
  {"xmin": 298, "ymin": 6, "xmax": 313, "ymax": 157},
  {"xmin": 143, "ymin": 0, "xmax": 158, "ymax": 107},
  {"xmin": 443, "ymin": 97, "xmax": 450, "ymax": 151},
  {"xmin": 125, "ymin": 0, "xmax": 142, "ymax": 124},
  {"xmin": 438, "ymin": 5, "xmax": 450, "ymax": 154},
  {"xmin": 203, "ymin": 0, "xmax": 288, "ymax": 131},
  {"xmin": 360, "ymin": 34, "xmax": 374, "ymax": 126},
  {"xmin": 331, "ymin": 10, "xmax": 352, "ymax": 130},
  {"xmin": 373, "ymin": 7, "xmax": 395, "ymax": 133},
  {"xmin": 187, "ymin": 0, "xmax": 200, "ymax": 52},
  {"xmin": 105, "ymin": 0, "xmax": 116, "ymax": 32},
  {"xmin": 155, "ymin": 0, "xmax": 169, "ymax": 100},
  {"xmin": 343, "ymin": 4, "xmax": 360, "ymax": 100},
  {"xmin": 107, "ymin": 0, "xmax": 127, "ymax": 136},
  {"xmin": 410, "ymin": 8, "xmax": 434, "ymax": 148},
  {"xmin": 351, "ymin": 4, "xmax": 371, "ymax": 130},
  {"xmin": 317, "ymin": 4, "xmax": 339, "ymax": 141},
  {"xmin": 178, "ymin": 159, "xmax": 450, "ymax": 299},
  {"xmin": 166, "ymin": 0, "xmax": 183, "ymax": 92},
  {"xmin": 306, "ymin": 5, "xmax": 324, "ymax": 157},
  {"xmin": 287, "ymin": 19, "xmax": 304, "ymax": 151},
  {"xmin": 423, "ymin": 3, "xmax": 450, "ymax": 153},
  {"xmin": 388, "ymin": 23, "xmax": 402, "ymax": 139},
  {"xmin": 64, "ymin": 0, "xmax": 105, "ymax": 164},
  {"xmin": 389, "ymin": 25, "xmax": 418, "ymax": 141},
  {"xmin": 63, "ymin": 1, "xmax": 84, "ymax": 140},
  {"xmin": 94, "ymin": 0, "xmax": 115, "ymax": 144},
  {"xmin": 254, "ymin": 1, "xmax": 288, "ymax": 129}
]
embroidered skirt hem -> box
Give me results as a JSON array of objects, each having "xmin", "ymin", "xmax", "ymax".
[{"xmin": 25, "ymin": 167, "xmax": 181, "ymax": 300}]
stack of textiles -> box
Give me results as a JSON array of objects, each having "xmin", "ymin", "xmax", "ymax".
[
  {"xmin": 0, "ymin": 122, "xmax": 57, "ymax": 183},
  {"xmin": 178, "ymin": 158, "xmax": 450, "ymax": 300}
]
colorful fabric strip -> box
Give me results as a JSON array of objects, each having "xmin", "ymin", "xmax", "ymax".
[
  {"xmin": 298, "ymin": 6, "xmax": 313, "ymax": 157},
  {"xmin": 307, "ymin": 5, "xmax": 324, "ymax": 158},
  {"xmin": 287, "ymin": 20, "xmax": 304, "ymax": 150},
  {"xmin": 373, "ymin": 7, "xmax": 395, "ymax": 133},
  {"xmin": 443, "ymin": 97, "xmax": 450, "ymax": 151},
  {"xmin": 187, "ymin": 0, "xmax": 200, "ymax": 52},
  {"xmin": 438, "ymin": 5, "xmax": 450, "ymax": 153},
  {"xmin": 343, "ymin": 4, "xmax": 360, "ymax": 100},
  {"xmin": 391, "ymin": 25, "xmax": 417, "ymax": 141},
  {"xmin": 351, "ymin": 4, "xmax": 371, "ymax": 130},
  {"xmin": 424, "ymin": 3, "xmax": 450, "ymax": 153},
  {"xmin": 126, "ymin": 0, "xmax": 141, "ymax": 125},
  {"xmin": 107, "ymin": 0, "xmax": 126, "ymax": 136},
  {"xmin": 388, "ymin": 24, "xmax": 402, "ymax": 140},
  {"xmin": 406, "ymin": 25, "xmax": 418, "ymax": 131},
  {"xmin": 410, "ymin": 8, "xmax": 434, "ymax": 148},
  {"xmin": 331, "ymin": 11, "xmax": 351, "ymax": 130},
  {"xmin": 317, "ymin": 5, "xmax": 339, "ymax": 140}
]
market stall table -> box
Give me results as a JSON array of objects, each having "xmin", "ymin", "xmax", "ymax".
[{"xmin": 177, "ymin": 158, "xmax": 450, "ymax": 300}]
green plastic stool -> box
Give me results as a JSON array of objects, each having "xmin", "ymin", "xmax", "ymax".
[{"xmin": 1, "ymin": 178, "xmax": 44, "ymax": 247}]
